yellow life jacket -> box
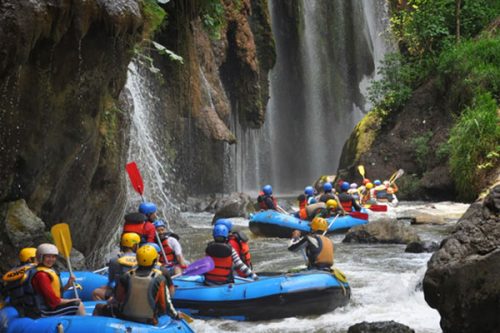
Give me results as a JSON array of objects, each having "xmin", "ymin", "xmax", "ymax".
[
  {"xmin": 35, "ymin": 266, "xmax": 61, "ymax": 298},
  {"xmin": 2, "ymin": 263, "xmax": 35, "ymax": 284},
  {"xmin": 117, "ymin": 254, "xmax": 138, "ymax": 267},
  {"xmin": 121, "ymin": 268, "xmax": 162, "ymax": 323}
]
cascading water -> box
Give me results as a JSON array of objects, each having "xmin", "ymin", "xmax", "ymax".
[
  {"xmin": 233, "ymin": 0, "xmax": 390, "ymax": 194},
  {"xmin": 125, "ymin": 61, "xmax": 179, "ymax": 222}
]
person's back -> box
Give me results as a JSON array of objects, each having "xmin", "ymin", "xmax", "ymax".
[
  {"xmin": 257, "ymin": 185, "xmax": 277, "ymax": 210},
  {"xmin": 1, "ymin": 248, "xmax": 37, "ymax": 311},
  {"xmin": 116, "ymin": 245, "xmax": 179, "ymax": 324},
  {"xmin": 338, "ymin": 182, "xmax": 361, "ymax": 212}
]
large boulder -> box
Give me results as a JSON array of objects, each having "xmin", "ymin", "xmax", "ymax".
[
  {"xmin": 423, "ymin": 184, "xmax": 500, "ymax": 333},
  {"xmin": 348, "ymin": 321, "xmax": 415, "ymax": 333},
  {"xmin": 3, "ymin": 199, "xmax": 46, "ymax": 248},
  {"xmin": 210, "ymin": 192, "xmax": 255, "ymax": 224},
  {"xmin": 405, "ymin": 241, "xmax": 439, "ymax": 253},
  {"xmin": 343, "ymin": 219, "xmax": 421, "ymax": 244}
]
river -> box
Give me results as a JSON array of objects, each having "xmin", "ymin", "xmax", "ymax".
[{"xmin": 172, "ymin": 201, "xmax": 469, "ymax": 333}]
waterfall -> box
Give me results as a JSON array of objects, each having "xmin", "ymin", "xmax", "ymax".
[
  {"xmin": 125, "ymin": 61, "xmax": 179, "ymax": 223},
  {"xmin": 233, "ymin": 0, "xmax": 390, "ymax": 194}
]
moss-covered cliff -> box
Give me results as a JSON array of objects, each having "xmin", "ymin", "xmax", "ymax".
[{"xmin": 0, "ymin": 0, "xmax": 143, "ymax": 270}]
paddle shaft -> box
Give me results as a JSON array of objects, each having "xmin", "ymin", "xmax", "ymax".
[
  {"xmin": 323, "ymin": 214, "xmax": 339, "ymax": 236},
  {"xmin": 126, "ymin": 162, "xmax": 170, "ymax": 265},
  {"xmin": 59, "ymin": 233, "xmax": 79, "ymax": 298}
]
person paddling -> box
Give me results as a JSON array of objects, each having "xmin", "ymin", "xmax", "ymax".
[
  {"xmin": 338, "ymin": 182, "xmax": 362, "ymax": 212},
  {"xmin": 214, "ymin": 219, "xmax": 253, "ymax": 276},
  {"xmin": 28, "ymin": 243, "xmax": 85, "ymax": 317},
  {"xmin": 204, "ymin": 224, "xmax": 258, "ymax": 285},
  {"xmin": 153, "ymin": 220, "xmax": 187, "ymax": 275},
  {"xmin": 257, "ymin": 185, "xmax": 287, "ymax": 213},
  {"xmin": 288, "ymin": 218, "xmax": 334, "ymax": 271}
]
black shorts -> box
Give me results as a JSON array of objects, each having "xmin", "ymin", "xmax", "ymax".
[{"xmin": 41, "ymin": 300, "xmax": 80, "ymax": 317}]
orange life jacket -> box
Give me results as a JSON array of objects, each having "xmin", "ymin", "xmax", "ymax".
[
  {"xmin": 205, "ymin": 242, "xmax": 233, "ymax": 284},
  {"xmin": 299, "ymin": 207, "xmax": 308, "ymax": 220},
  {"xmin": 228, "ymin": 235, "xmax": 252, "ymax": 277}
]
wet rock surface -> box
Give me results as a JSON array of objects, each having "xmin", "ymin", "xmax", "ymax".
[
  {"xmin": 343, "ymin": 218, "xmax": 421, "ymax": 244},
  {"xmin": 210, "ymin": 192, "xmax": 255, "ymax": 223},
  {"xmin": 347, "ymin": 321, "xmax": 415, "ymax": 333},
  {"xmin": 405, "ymin": 240, "xmax": 439, "ymax": 253},
  {"xmin": 423, "ymin": 185, "xmax": 500, "ymax": 333}
]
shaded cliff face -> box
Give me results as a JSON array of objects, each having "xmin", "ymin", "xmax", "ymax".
[
  {"xmin": 0, "ymin": 0, "xmax": 143, "ymax": 269},
  {"xmin": 423, "ymin": 184, "xmax": 500, "ymax": 333},
  {"xmin": 145, "ymin": 0, "xmax": 275, "ymax": 195},
  {"xmin": 337, "ymin": 79, "xmax": 456, "ymax": 200}
]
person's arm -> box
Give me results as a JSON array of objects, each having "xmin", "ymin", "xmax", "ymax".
[
  {"xmin": 160, "ymin": 266, "xmax": 175, "ymax": 296},
  {"xmin": 32, "ymin": 272, "xmax": 61, "ymax": 309},
  {"xmin": 352, "ymin": 198, "xmax": 362, "ymax": 211},
  {"xmin": 155, "ymin": 278, "xmax": 178, "ymax": 319},
  {"xmin": 288, "ymin": 231, "xmax": 308, "ymax": 252},
  {"xmin": 168, "ymin": 238, "xmax": 187, "ymax": 267},
  {"xmin": 231, "ymin": 248, "xmax": 256, "ymax": 279}
]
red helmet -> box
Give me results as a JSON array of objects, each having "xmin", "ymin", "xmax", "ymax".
[{"xmin": 362, "ymin": 178, "xmax": 371, "ymax": 185}]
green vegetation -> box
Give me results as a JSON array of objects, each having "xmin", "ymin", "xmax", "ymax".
[
  {"xmin": 448, "ymin": 93, "xmax": 499, "ymax": 200},
  {"xmin": 370, "ymin": 0, "xmax": 500, "ymax": 200},
  {"xmin": 200, "ymin": 0, "xmax": 227, "ymax": 40},
  {"xmin": 141, "ymin": 0, "xmax": 167, "ymax": 37}
]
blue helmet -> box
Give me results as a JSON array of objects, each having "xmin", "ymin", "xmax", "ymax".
[
  {"xmin": 340, "ymin": 182, "xmax": 350, "ymax": 191},
  {"xmin": 262, "ymin": 185, "xmax": 273, "ymax": 195},
  {"xmin": 304, "ymin": 186, "xmax": 314, "ymax": 196},
  {"xmin": 323, "ymin": 182, "xmax": 332, "ymax": 192},
  {"xmin": 139, "ymin": 202, "xmax": 157, "ymax": 215},
  {"xmin": 145, "ymin": 242, "xmax": 161, "ymax": 253},
  {"xmin": 214, "ymin": 218, "xmax": 233, "ymax": 232},
  {"xmin": 153, "ymin": 219, "xmax": 166, "ymax": 228},
  {"xmin": 213, "ymin": 224, "xmax": 229, "ymax": 240},
  {"xmin": 374, "ymin": 180, "xmax": 382, "ymax": 186}
]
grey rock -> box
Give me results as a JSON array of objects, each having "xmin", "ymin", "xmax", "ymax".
[
  {"xmin": 423, "ymin": 184, "xmax": 500, "ymax": 333},
  {"xmin": 211, "ymin": 192, "xmax": 256, "ymax": 224},
  {"xmin": 343, "ymin": 219, "xmax": 421, "ymax": 244},
  {"xmin": 348, "ymin": 321, "xmax": 415, "ymax": 333},
  {"xmin": 412, "ymin": 213, "xmax": 445, "ymax": 225},
  {"xmin": 4, "ymin": 199, "xmax": 46, "ymax": 247},
  {"xmin": 405, "ymin": 241, "xmax": 439, "ymax": 253}
]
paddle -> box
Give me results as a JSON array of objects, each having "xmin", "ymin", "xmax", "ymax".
[
  {"xmin": 51, "ymin": 223, "xmax": 79, "ymax": 298},
  {"xmin": 357, "ymin": 165, "xmax": 365, "ymax": 179},
  {"xmin": 126, "ymin": 161, "xmax": 170, "ymax": 265},
  {"xmin": 179, "ymin": 312, "xmax": 194, "ymax": 323},
  {"xmin": 368, "ymin": 204, "xmax": 388, "ymax": 212},
  {"xmin": 323, "ymin": 214, "xmax": 340, "ymax": 236},
  {"xmin": 172, "ymin": 256, "xmax": 214, "ymax": 278},
  {"xmin": 349, "ymin": 211, "xmax": 369, "ymax": 220},
  {"xmin": 389, "ymin": 169, "xmax": 404, "ymax": 184}
]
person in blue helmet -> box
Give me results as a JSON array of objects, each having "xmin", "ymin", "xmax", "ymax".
[
  {"xmin": 338, "ymin": 181, "xmax": 361, "ymax": 213},
  {"xmin": 204, "ymin": 224, "xmax": 258, "ymax": 285},
  {"xmin": 153, "ymin": 220, "xmax": 187, "ymax": 276},
  {"xmin": 214, "ymin": 219, "xmax": 253, "ymax": 276},
  {"xmin": 319, "ymin": 182, "xmax": 337, "ymax": 203},
  {"xmin": 304, "ymin": 186, "xmax": 317, "ymax": 205},
  {"xmin": 139, "ymin": 202, "xmax": 158, "ymax": 223},
  {"xmin": 257, "ymin": 185, "xmax": 287, "ymax": 213}
]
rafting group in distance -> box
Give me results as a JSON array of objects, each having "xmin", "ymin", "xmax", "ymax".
[{"xmin": 0, "ymin": 164, "xmax": 402, "ymax": 332}]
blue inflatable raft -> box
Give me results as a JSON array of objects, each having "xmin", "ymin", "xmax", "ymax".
[
  {"xmin": 0, "ymin": 302, "xmax": 193, "ymax": 333},
  {"xmin": 249, "ymin": 210, "xmax": 369, "ymax": 238},
  {"xmin": 172, "ymin": 270, "xmax": 350, "ymax": 321}
]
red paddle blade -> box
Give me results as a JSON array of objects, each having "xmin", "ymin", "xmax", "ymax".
[
  {"xmin": 126, "ymin": 162, "xmax": 144, "ymax": 195},
  {"xmin": 350, "ymin": 211, "xmax": 369, "ymax": 220},
  {"xmin": 369, "ymin": 204, "xmax": 388, "ymax": 212}
]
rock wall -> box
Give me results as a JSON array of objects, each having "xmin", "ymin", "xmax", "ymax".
[
  {"xmin": 144, "ymin": 0, "xmax": 275, "ymax": 195},
  {"xmin": 0, "ymin": 0, "xmax": 143, "ymax": 270},
  {"xmin": 337, "ymin": 79, "xmax": 456, "ymax": 200},
  {"xmin": 423, "ymin": 184, "xmax": 500, "ymax": 333}
]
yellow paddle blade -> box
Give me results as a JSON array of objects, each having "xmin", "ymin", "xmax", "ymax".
[
  {"xmin": 51, "ymin": 223, "xmax": 72, "ymax": 259},
  {"xmin": 179, "ymin": 312, "xmax": 194, "ymax": 323},
  {"xmin": 357, "ymin": 165, "xmax": 365, "ymax": 178}
]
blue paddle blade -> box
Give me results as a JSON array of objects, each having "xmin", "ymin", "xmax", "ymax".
[{"xmin": 182, "ymin": 256, "xmax": 215, "ymax": 276}]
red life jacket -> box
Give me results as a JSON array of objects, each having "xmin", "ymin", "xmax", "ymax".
[
  {"xmin": 228, "ymin": 235, "xmax": 252, "ymax": 277},
  {"xmin": 257, "ymin": 191, "xmax": 277, "ymax": 210},
  {"xmin": 159, "ymin": 239, "xmax": 177, "ymax": 265},
  {"xmin": 123, "ymin": 223, "xmax": 148, "ymax": 244},
  {"xmin": 205, "ymin": 242, "xmax": 233, "ymax": 284},
  {"xmin": 299, "ymin": 207, "xmax": 308, "ymax": 220}
]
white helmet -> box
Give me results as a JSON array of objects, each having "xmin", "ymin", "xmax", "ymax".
[
  {"xmin": 350, "ymin": 183, "xmax": 358, "ymax": 189},
  {"xmin": 36, "ymin": 243, "xmax": 59, "ymax": 262},
  {"xmin": 383, "ymin": 180, "xmax": 390, "ymax": 187}
]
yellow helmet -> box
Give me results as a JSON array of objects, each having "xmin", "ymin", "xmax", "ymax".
[
  {"xmin": 326, "ymin": 199, "xmax": 338, "ymax": 209},
  {"xmin": 311, "ymin": 217, "xmax": 328, "ymax": 232},
  {"xmin": 136, "ymin": 245, "xmax": 158, "ymax": 267},
  {"xmin": 366, "ymin": 182, "xmax": 374, "ymax": 189},
  {"xmin": 121, "ymin": 233, "xmax": 141, "ymax": 248},
  {"xmin": 19, "ymin": 248, "xmax": 37, "ymax": 263}
]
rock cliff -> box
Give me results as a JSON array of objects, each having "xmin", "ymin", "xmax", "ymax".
[{"xmin": 423, "ymin": 184, "xmax": 500, "ymax": 333}]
